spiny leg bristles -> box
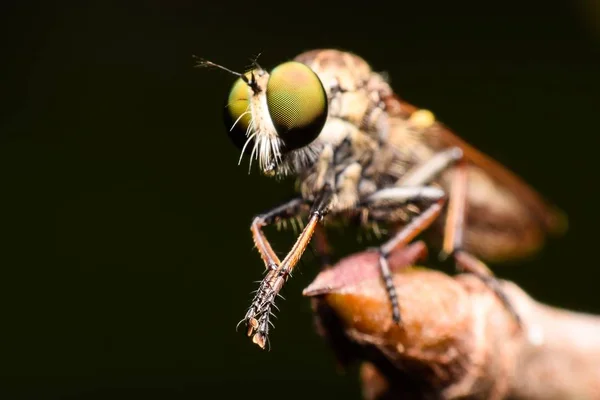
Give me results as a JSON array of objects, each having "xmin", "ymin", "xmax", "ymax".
[{"xmin": 238, "ymin": 276, "xmax": 287, "ymax": 350}]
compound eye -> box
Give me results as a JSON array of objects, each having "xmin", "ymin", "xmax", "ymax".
[
  {"xmin": 266, "ymin": 62, "xmax": 328, "ymax": 151},
  {"xmin": 223, "ymin": 72, "xmax": 254, "ymax": 152}
]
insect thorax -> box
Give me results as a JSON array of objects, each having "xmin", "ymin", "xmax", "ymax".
[{"xmin": 279, "ymin": 50, "xmax": 406, "ymax": 216}]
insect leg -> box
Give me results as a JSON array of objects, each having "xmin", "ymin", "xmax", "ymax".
[
  {"xmin": 396, "ymin": 147, "xmax": 463, "ymax": 186},
  {"xmin": 312, "ymin": 223, "xmax": 333, "ymax": 269},
  {"xmin": 246, "ymin": 186, "xmax": 334, "ymax": 349},
  {"xmin": 362, "ymin": 148, "xmax": 462, "ymax": 323},
  {"xmin": 442, "ymin": 162, "xmax": 522, "ymax": 328},
  {"xmin": 239, "ymin": 198, "xmax": 306, "ymax": 335},
  {"xmin": 365, "ymin": 187, "xmax": 448, "ymax": 323},
  {"xmin": 250, "ymin": 197, "xmax": 306, "ymax": 271}
]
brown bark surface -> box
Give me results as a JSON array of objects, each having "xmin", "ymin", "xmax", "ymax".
[{"xmin": 303, "ymin": 247, "xmax": 600, "ymax": 400}]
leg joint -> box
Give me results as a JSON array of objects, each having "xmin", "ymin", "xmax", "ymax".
[
  {"xmin": 378, "ymin": 246, "xmax": 390, "ymax": 259},
  {"xmin": 251, "ymin": 198, "xmax": 305, "ymax": 226},
  {"xmin": 310, "ymin": 209, "xmax": 325, "ymax": 220}
]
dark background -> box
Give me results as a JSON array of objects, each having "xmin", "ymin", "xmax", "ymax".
[{"xmin": 1, "ymin": 1, "xmax": 599, "ymax": 399}]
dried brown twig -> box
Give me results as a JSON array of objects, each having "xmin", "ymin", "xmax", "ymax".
[{"xmin": 303, "ymin": 242, "xmax": 600, "ymax": 400}]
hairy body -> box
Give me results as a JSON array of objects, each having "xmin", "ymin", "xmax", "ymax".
[
  {"xmin": 291, "ymin": 49, "xmax": 564, "ymax": 262},
  {"xmin": 200, "ymin": 49, "xmax": 566, "ymax": 348}
]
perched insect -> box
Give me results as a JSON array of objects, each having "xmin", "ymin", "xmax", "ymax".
[{"xmin": 197, "ymin": 49, "xmax": 567, "ymax": 349}]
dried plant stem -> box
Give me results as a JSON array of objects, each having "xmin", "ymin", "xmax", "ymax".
[{"xmin": 304, "ymin": 250, "xmax": 600, "ymax": 400}]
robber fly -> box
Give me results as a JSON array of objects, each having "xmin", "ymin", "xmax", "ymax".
[{"xmin": 198, "ymin": 49, "xmax": 567, "ymax": 349}]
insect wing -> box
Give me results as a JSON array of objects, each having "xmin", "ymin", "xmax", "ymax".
[{"xmin": 385, "ymin": 94, "xmax": 568, "ymax": 237}]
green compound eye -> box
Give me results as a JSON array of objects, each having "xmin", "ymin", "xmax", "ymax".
[
  {"xmin": 223, "ymin": 72, "xmax": 254, "ymax": 152},
  {"xmin": 266, "ymin": 62, "xmax": 328, "ymax": 150}
]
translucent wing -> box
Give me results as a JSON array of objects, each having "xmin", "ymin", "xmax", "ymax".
[{"xmin": 385, "ymin": 94, "xmax": 567, "ymax": 236}]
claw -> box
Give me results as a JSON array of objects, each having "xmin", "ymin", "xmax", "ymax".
[
  {"xmin": 239, "ymin": 271, "xmax": 283, "ymax": 349},
  {"xmin": 252, "ymin": 332, "xmax": 267, "ymax": 349},
  {"xmin": 246, "ymin": 317, "xmax": 259, "ymax": 337}
]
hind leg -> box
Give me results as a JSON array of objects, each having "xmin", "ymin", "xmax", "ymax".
[
  {"xmin": 441, "ymin": 160, "xmax": 522, "ymax": 327},
  {"xmin": 365, "ymin": 187, "xmax": 447, "ymax": 323}
]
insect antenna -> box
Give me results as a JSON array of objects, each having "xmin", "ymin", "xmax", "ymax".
[
  {"xmin": 194, "ymin": 56, "xmax": 243, "ymax": 76},
  {"xmin": 248, "ymin": 51, "xmax": 263, "ymax": 70},
  {"xmin": 193, "ymin": 55, "xmax": 256, "ymax": 89}
]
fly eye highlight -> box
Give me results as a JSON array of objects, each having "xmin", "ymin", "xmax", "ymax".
[{"xmin": 266, "ymin": 62, "xmax": 328, "ymax": 151}]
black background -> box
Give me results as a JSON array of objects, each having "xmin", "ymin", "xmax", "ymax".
[{"xmin": 1, "ymin": 1, "xmax": 599, "ymax": 399}]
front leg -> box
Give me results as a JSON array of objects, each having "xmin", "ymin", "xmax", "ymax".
[
  {"xmin": 250, "ymin": 197, "xmax": 306, "ymax": 272},
  {"xmin": 239, "ymin": 197, "xmax": 307, "ymax": 331},
  {"xmin": 242, "ymin": 145, "xmax": 338, "ymax": 349},
  {"xmin": 244, "ymin": 186, "xmax": 334, "ymax": 349}
]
